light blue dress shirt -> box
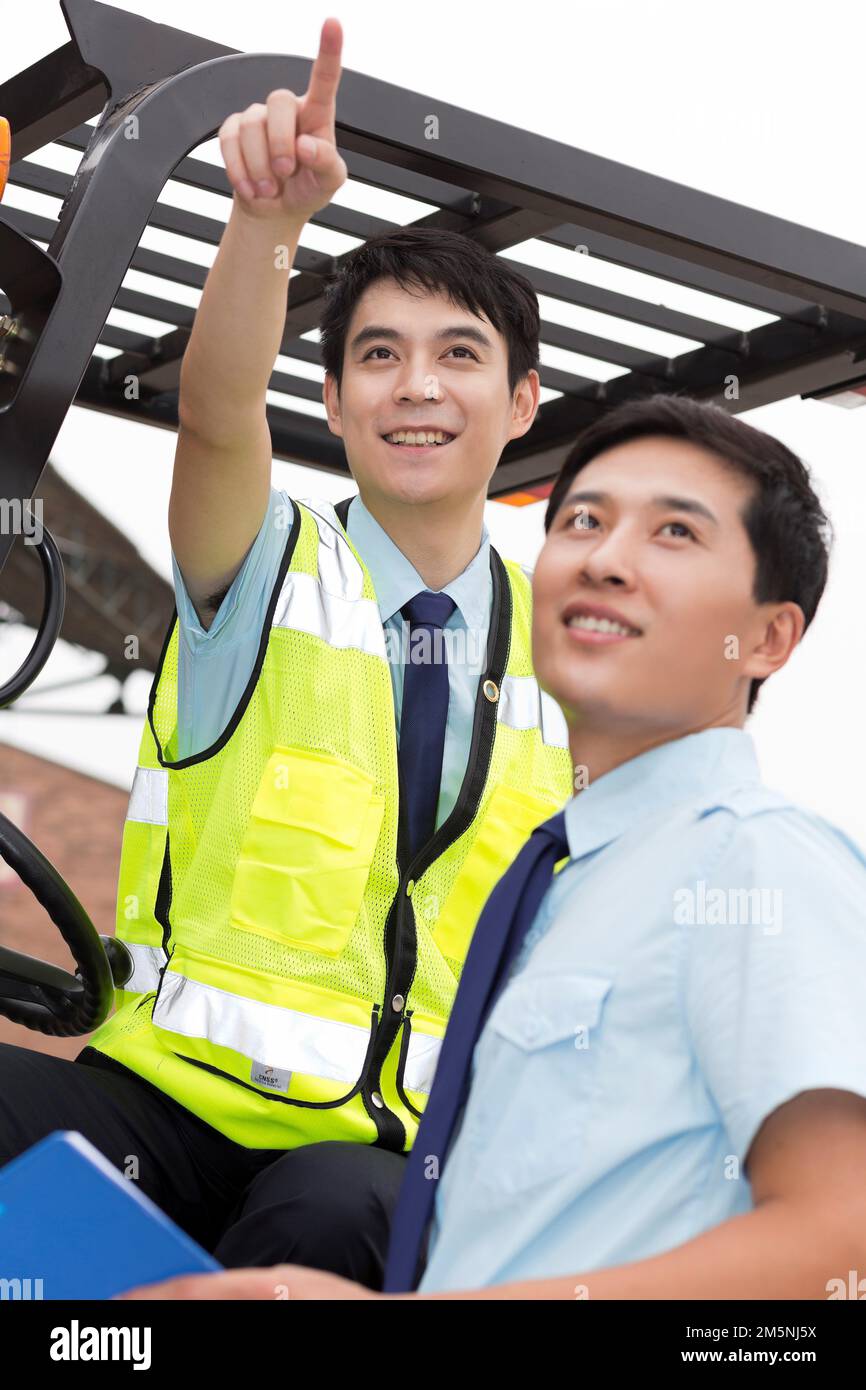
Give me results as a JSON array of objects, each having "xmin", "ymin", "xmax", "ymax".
[
  {"xmin": 170, "ymin": 487, "xmax": 492, "ymax": 831},
  {"xmin": 419, "ymin": 726, "xmax": 866, "ymax": 1293}
]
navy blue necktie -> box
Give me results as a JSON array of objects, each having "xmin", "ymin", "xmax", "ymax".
[
  {"xmin": 383, "ymin": 808, "xmax": 570, "ymax": 1292},
  {"xmin": 399, "ymin": 590, "xmax": 457, "ymax": 859}
]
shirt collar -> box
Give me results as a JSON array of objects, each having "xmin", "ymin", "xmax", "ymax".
[
  {"xmin": 564, "ymin": 726, "xmax": 762, "ymax": 862},
  {"xmin": 345, "ymin": 493, "xmax": 491, "ymax": 629}
]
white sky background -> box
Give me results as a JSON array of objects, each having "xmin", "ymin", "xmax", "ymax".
[{"xmin": 2, "ymin": 0, "xmax": 866, "ymax": 847}]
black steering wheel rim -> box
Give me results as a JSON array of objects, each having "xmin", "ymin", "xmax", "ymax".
[
  {"xmin": 0, "ymin": 512, "xmax": 131, "ymax": 1034},
  {"xmin": 0, "ymin": 810, "xmax": 118, "ymax": 1035}
]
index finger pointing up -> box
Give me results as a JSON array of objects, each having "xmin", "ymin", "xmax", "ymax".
[{"xmin": 300, "ymin": 17, "xmax": 343, "ymax": 140}]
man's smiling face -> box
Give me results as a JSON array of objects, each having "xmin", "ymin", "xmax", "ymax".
[
  {"xmin": 532, "ymin": 435, "xmax": 804, "ymax": 735},
  {"xmin": 323, "ymin": 277, "xmax": 538, "ymax": 510}
]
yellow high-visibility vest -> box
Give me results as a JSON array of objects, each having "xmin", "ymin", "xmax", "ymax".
[{"xmin": 87, "ymin": 498, "xmax": 574, "ymax": 1150}]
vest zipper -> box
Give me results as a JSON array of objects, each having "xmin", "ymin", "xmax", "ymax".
[
  {"xmin": 395, "ymin": 1010, "xmax": 423, "ymax": 1120},
  {"xmin": 153, "ymin": 831, "xmax": 173, "ymax": 981}
]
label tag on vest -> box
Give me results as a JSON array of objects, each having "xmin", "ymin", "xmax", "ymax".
[{"xmin": 251, "ymin": 1060, "xmax": 292, "ymax": 1093}]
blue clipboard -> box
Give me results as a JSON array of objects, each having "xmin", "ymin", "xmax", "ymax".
[{"xmin": 0, "ymin": 1130, "xmax": 222, "ymax": 1299}]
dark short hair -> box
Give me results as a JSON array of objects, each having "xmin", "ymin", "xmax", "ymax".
[
  {"xmin": 318, "ymin": 226, "xmax": 540, "ymax": 395},
  {"xmin": 544, "ymin": 392, "xmax": 833, "ymax": 713}
]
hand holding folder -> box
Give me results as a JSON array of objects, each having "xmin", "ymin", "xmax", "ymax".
[{"xmin": 0, "ymin": 1130, "xmax": 221, "ymax": 1300}]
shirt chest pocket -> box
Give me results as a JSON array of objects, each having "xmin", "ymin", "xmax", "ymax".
[
  {"xmin": 229, "ymin": 744, "xmax": 386, "ymax": 957},
  {"xmin": 461, "ymin": 971, "xmax": 613, "ymax": 1200}
]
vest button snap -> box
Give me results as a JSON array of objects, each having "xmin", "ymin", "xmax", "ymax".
[
  {"xmin": 406, "ymin": 879, "xmax": 415, "ymax": 897},
  {"xmin": 392, "ymin": 993, "xmax": 405, "ymax": 1012},
  {"xmin": 483, "ymin": 679, "xmax": 499, "ymax": 702},
  {"xmin": 371, "ymin": 1091, "xmax": 385, "ymax": 1109}
]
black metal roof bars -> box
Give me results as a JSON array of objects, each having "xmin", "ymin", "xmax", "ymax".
[{"xmin": 4, "ymin": 0, "xmax": 866, "ymax": 580}]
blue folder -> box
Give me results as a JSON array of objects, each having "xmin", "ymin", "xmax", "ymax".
[{"xmin": 0, "ymin": 1130, "xmax": 222, "ymax": 1299}]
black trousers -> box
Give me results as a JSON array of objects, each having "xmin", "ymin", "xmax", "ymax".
[{"xmin": 0, "ymin": 1042, "xmax": 407, "ymax": 1289}]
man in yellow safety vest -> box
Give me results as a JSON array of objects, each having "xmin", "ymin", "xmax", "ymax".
[{"xmin": 51, "ymin": 16, "xmax": 572, "ymax": 1283}]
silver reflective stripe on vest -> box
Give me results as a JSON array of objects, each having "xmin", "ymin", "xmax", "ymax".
[
  {"xmin": 497, "ymin": 674, "xmax": 569, "ymax": 748},
  {"xmin": 153, "ymin": 972, "xmax": 372, "ymax": 1087},
  {"xmin": 124, "ymin": 942, "xmax": 167, "ymax": 993},
  {"xmin": 152, "ymin": 973, "xmax": 443, "ymax": 1096},
  {"xmin": 272, "ymin": 499, "xmax": 387, "ymax": 659},
  {"xmin": 295, "ymin": 497, "xmax": 364, "ymax": 600},
  {"xmin": 540, "ymin": 689, "xmax": 570, "ymax": 748},
  {"xmin": 272, "ymin": 571, "xmax": 386, "ymax": 658},
  {"xmin": 127, "ymin": 766, "xmax": 169, "ymax": 824},
  {"xmin": 404, "ymin": 1029, "xmax": 442, "ymax": 1095}
]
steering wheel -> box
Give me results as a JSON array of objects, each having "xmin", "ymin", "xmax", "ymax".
[{"xmin": 0, "ymin": 511, "xmax": 132, "ymax": 1035}]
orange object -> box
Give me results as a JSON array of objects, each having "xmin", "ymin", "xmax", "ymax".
[
  {"xmin": 497, "ymin": 480, "xmax": 555, "ymax": 507},
  {"xmin": 0, "ymin": 116, "xmax": 10, "ymax": 201}
]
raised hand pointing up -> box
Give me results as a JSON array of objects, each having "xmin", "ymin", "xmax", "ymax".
[{"xmin": 218, "ymin": 17, "xmax": 348, "ymax": 222}]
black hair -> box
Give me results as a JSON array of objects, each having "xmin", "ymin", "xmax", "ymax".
[
  {"xmin": 319, "ymin": 226, "xmax": 540, "ymax": 395},
  {"xmin": 544, "ymin": 392, "xmax": 833, "ymax": 713}
]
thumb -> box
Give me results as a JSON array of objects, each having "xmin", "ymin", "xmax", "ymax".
[{"xmin": 298, "ymin": 139, "xmax": 347, "ymax": 192}]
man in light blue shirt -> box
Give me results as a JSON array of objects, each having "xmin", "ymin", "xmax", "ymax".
[
  {"xmin": 127, "ymin": 392, "xmax": 866, "ymax": 1301},
  {"xmin": 418, "ymin": 723, "xmax": 866, "ymax": 1293},
  {"xmin": 172, "ymin": 485, "xmax": 491, "ymax": 833},
  {"xmin": 411, "ymin": 396, "xmax": 866, "ymax": 1299}
]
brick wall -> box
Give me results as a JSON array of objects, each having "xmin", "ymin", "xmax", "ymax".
[{"xmin": 0, "ymin": 741, "xmax": 128, "ymax": 1060}]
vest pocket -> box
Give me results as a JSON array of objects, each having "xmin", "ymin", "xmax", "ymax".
[{"xmin": 229, "ymin": 744, "xmax": 385, "ymax": 957}]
